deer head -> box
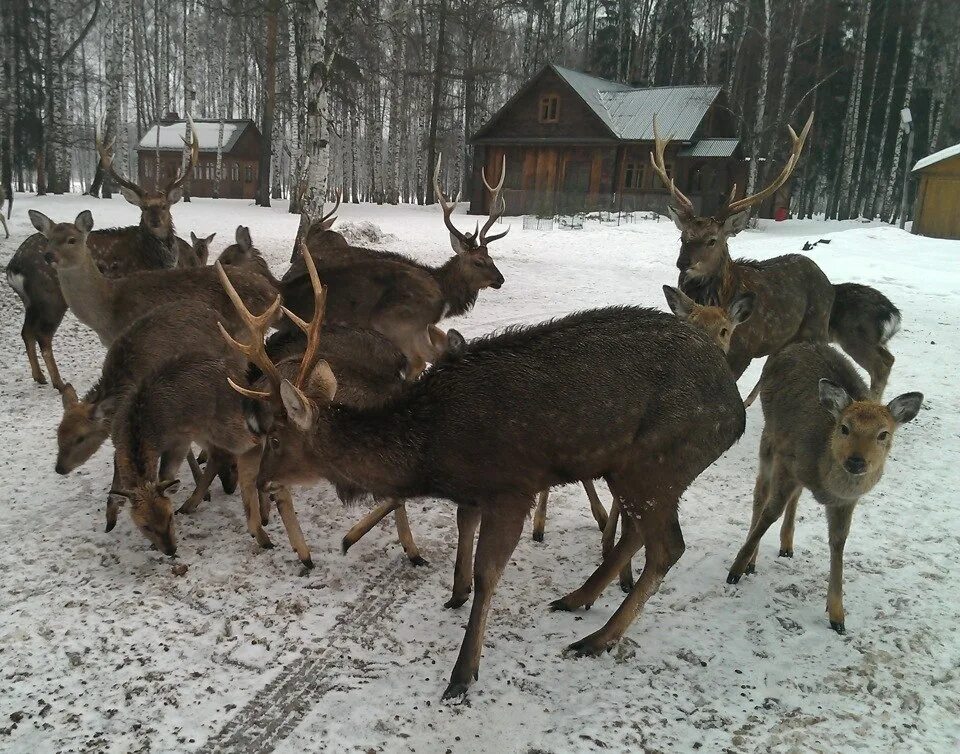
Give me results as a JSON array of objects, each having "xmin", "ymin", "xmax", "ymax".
[
  {"xmin": 29, "ymin": 210, "xmax": 95, "ymax": 268},
  {"xmin": 434, "ymin": 154, "xmax": 507, "ymax": 291},
  {"xmin": 109, "ymin": 480, "xmax": 181, "ymax": 555},
  {"xmin": 55, "ymin": 384, "xmax": 116, "ymax": 475},
  {"xmin": 652, "ymin": 113, "xmax": 814, "ymax": 284},
  {"xmin": 189, "ymin": 231, "xmax": 216, "ymax": 266},
  {"xmin": 217, "ymin": 226, "xmax": 276, "ymax": 283},
  {"xmin": 304, "ymin": 189, "xmax": 349, "ymax": 249},
  {"xmin": 662, "ymin": 285, "xmax": 755, "ymax": 354},
  {"xmin": 97, "ymin": 116, "xmax": 200, "ymax": 240},
  {"xmin": 819, "ymin": 381, "xmax": 922, "ymax": 482}
]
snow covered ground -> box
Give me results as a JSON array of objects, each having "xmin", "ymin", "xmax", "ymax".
[{"xmin": 1, "ymin": 194, "xmax": 958, "ymax": 753}]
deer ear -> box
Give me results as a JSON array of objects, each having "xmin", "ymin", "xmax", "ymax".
[
  {"xmin": 819, "ymin": 379, "xmax": 853, "ymax": 419},
  {"xmin": 445, "ymin": 329, "xmax": 466, "ymax": 358},
  {"xmin": 321, "ymin": 216, "xmax": 336, "ymax": 230},
  {"xmin": 887, "ymin": 392, "xmax": 923, "ymax": 424},
  {"xmin": 29, "ymin": 210, "xmax": 54, "ymax": 236},
  {"xmin": 722, "ymin": 210, "xmax": 750, "ymax": 236},
  {"xmin": 280, "ymin": 379, "xmax": 315, "ymax": 431},
  {"xmin": 166, "ymin": 187, "xmax": 183, "ymax": 205},
  {"xmin": 190, "ymin": 231, "xmax": 198, "ymax": 243},
  {"xmin": 92, "ymin": 394, "xmax": 118, "ymax": 423},
  {"xmin": 662, "ymin": 285, "xmax": 694, "ymax": 320},
  {"xmin": 157, "ymin": 479, "xmax": 180, "ymax": 495},
  {"xmin": 449, "ymin": 233, "xmax": 470, "ymax": 256},
  {"xmin": 727, "ymin": 291, "xmax": 756, "ymax": 326},
  {"xmin": 75, "ymin": 210, "xmax": 94, "ymax": 234},
  {"xmin": 306, "ymin": 360, "xmax": 338, "ymax": 403},
  {"xmin": 60, "ymin": 383, "xmax": 79, "ymax": 409},
  {"xmin": 666, "ymin": 204, "xmax": 691, "ymax": 231},
  {"xmin": 120, "ymin": 187, "xmax": 143, "ymax": 207},
  {"xmin": 206, "ymin": 232, "xmax": 216, "ymax": 243}
]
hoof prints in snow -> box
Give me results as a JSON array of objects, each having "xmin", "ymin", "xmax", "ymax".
[{"xmin": 200, "ymin": 561, "xmax": 413, "ymax": 752}]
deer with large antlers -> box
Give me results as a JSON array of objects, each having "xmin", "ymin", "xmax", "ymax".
[
  {"xmin": 236, "ymin": 245, "xmax": 745, "ymax": 699},
  {"xmin": 279, "ymin": 156, "xmax": 508, "ymax": 378},
  {"xmin": 656, "ymin": 113, "xmax": 901, "ymax": 399}
]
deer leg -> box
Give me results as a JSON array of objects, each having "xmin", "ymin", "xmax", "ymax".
[
  {"xmin": 443, "ymin": 497, "xmax": 528, "ymax": 699},
  {"xmin": 178, "ymin": 452, "xmax": 222, "ymax": 514},
  {"xmin": 342, "ymin": 497, "xmax": 403, "ymax": 554},
  {"xmin": 869, "ymin": 345, "xmax": 895, "ymax": 400},
  {"xmin": 565, "ymin": 497, "xmax": 685, "ymax": 657},
  {"xmin": 37, "ymin": 334, "xmax": 65, "ymax": 391},
  {"xmin": 237, "ymin": 450, "xmax": 273, "ymax": 549},
  {"xmin": 394, "ymin": 505, "xmax": 427, "ymax": 566},
  {"xmin": 158, "ymin": 444, "xmax": 189, "ymax": 484},
  {"xmin": 778, "ymin": 489, "xmax": 802, "ymax": 557},
  {"xmin": 825, "ymin": 503, "xmax": 856, "ymax": 634},
  {"xmin": 106, "ymin": 455, "xmax": 123, "ymax": 533},
  {"xmin": 22, "ymin": 326, "xmax": 46, "ymax": 385},
  {"xmin": 531, "ymin": 489, "xmax": 549, "ymax": 542},
  {"xmin": 270, "ymin": 484, "xmax": 313, "ymax": 569},
  {"xmin": 0, "ymin": 212, "xmax": 8, "ymax": 238},
  {"xmin": 599, "ymin": 496, "xmax": 634, "ymax": 592},
  {"xmin": 582, "ymin": 479, "xmax": 609, "ymax": 531},
  {"xmin": 186, "ymin": 451, "xmax": 203, "ymax": 484},
  {"xmin": 446, "ymin": 505, "xmax": 481, "ymax": 609},
  {"xmin": 746, "ymin": 434, "xmax": 774, "ymax": 572},
  {"xmin": 218, "ymin": 460, "xmax": 239, "ymax": 495},
  {"xmin": 743, "ymin": 376, "xmax": 763, "ymax": 407},
  {"xmin": 727, "ymin": 463, "xmax": 801, "ymax": 584}
]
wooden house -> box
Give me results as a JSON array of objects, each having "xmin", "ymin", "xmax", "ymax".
[
  {"xmin": 911, "ymin": 144, "xmax": 960, "ymax": 239},
  {"xmin": 468, "ymin": 65, "xmax": 759, "ymax": 217},
  {"xmin": 136, "ymin": 114, "xmax": 262, "ymax": 199}
]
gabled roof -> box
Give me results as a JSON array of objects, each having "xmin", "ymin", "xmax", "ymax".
[
  {"xmin": 136, "ymin": 119, "xmax": 257, "ymax": 153},
  {"xmin": 473, "ymin": 65, "xmax": 724, "ymax": 144},
  {"xmin": 912, "ymin": 143, "xmax": 960, "ymax": 173}
]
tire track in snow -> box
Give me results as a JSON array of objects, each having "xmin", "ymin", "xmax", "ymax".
[{"xmin": 199, "ymin": 559, "xmax": 420, "ymax": 753}]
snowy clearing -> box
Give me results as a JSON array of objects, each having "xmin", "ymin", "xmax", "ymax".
[{"xmin": 1, "ymin": 195, "xmax": 958, "ymax": 753}]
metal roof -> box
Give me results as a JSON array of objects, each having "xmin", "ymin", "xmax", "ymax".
[
  {"xmin": 595, "ymin": 85, "xmax": 721, "ymax": 141},
  {"xmin": 136, "ymin": 119, "xmax": 256, "ymax": 153},
  {"xmin": 550, "ymin": 65, "xmax": 633, "ymax": 135},
  {"xmin": 678, "ymin": 138, "xmax": 740, "ymax": 158}
]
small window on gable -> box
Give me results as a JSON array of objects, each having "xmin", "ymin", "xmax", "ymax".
[
  {"xmin": 624, "ymin": 162, "xmax": 646, "ymax": 189},
  {"xmin": 539, "ymin": 95, "xmax": 560, "ymax": 123}
]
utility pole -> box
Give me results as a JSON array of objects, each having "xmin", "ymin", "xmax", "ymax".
[{"xmin": 899, "ymin": 107, "xmax": 914, "ymax": 230}]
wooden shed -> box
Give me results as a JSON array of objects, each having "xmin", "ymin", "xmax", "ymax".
[
  {"xmin": 468, "ymin": 65, "xmax": 758, "ymax": 218},
  {"xmin": 136, "ymin": 114, "xmax": 262, "ymax": 199},
  {"xmin": 911, "ymin": 144, "xmax": 960, "ymax": 239}
]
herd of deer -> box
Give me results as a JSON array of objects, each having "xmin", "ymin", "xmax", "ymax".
[{"xmin": 3, "ymin": 112, "xmax": 924, "ymax": 699}]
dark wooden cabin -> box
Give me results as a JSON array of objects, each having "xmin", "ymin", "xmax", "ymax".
[
  {"xmin": 136, "ymin": 114, "xmax": 262, "ymax": 200},
  {"xmin": 469, "ymin": 65, "xmax": 767, "ymax": 218}
]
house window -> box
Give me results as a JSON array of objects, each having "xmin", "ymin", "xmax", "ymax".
[
  {"xmin": 244, "ymin": 165, "xmax": 254, "ymax": 182},
  {"xmin": 539, "ymin": 95, "xmax": 560, "ymax": 123},
  {"xmin": 231, "ymin": 163, "xmax": 240, "ymax": 181},
  {"xmin": 143, "ymin": 161, "xmax": 152, "ymax": 178},
  {"xmin": 623, "ymin": 162, "xmax": 646, "ymax": 189}
]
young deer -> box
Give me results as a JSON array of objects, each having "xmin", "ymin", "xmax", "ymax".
[
  {"xmin": 726, "ymin": 342, "xmax": 922, "ymax": 634},
  {"xmin": 232, "ymin": 249, "xmax": 745, "ymax": 699},
  {"xmin": 279, "ymin": 157, "xmax": 508, "ymax": 378},
  {"xmin": 28, "ymin": 210, "xmax": 277, "ymax": 347},
  {"xmin": 187, "ymin": 231, "xmax": 216, "ymax": 267},
  {"xmin": 55, "ymin": 301, "xmax": 244, "ymax": 524},
  {"xmin": 217, "ymin": 226, "xmax": 280, "ymax": 286}
]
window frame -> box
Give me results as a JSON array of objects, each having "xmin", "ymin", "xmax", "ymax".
[{"xmin": 538, "ymin": 94, "xmax": 560, "ymax": 124}]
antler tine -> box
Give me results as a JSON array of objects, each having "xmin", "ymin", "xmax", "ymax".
[
  {"xmin": 214, "ymin": 261, "xmax": 283, "ymax": 393},
  {"xmin": 97, "ymin": 122, "xmax": 145, "ymax": 197},
  {"xmin": 433, "ymin": 154, "xmax": 471, "ymax": 245},
  {"xmin": 166, "ymin": 113, "xmax": 200, "ymax": 194},
  {"xmin": 479, "ymin": 155, "xmax": 508, "ymax": 244},
  {"xmin": 319, "ymin": 188, "xmax": 342, "ymax": 225},
  {"xmin": 649, "ymin": 116, "xmax": 695, "ymax": 215},
  {"xmin": 280, "ymin": 242, "xmax": 327, "ymax": 390},
  {"xmin": 726, "ymin": 111, "xmax": 815, "ymax": 215}
]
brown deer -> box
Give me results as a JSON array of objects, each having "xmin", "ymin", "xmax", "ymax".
[
  {"xmin": 726, "ymin": 342, "xmax": 922, "ymax": 634},
  {"xmin": 55, "ymin": 301, "xmax": 244, "ymax": 526},
  {"xmin": 656, "ymin": 114, "xmax": 900, "ymax": 400},
  {"xmin": 233, "ymin": 249, "xmax": 745, "ymax": 699},
  {"xmin": 27, "ymin": 209, "xmax": 277, "ymax": 347},
  {"xmin": 279, "ymin": 157, "xmax": 508, "ymax": 378},
  {"xmin": 217, "ymin": 226, "xmax": 280, "ymax": 285},
  {"xmin": 187, "ymin": 231, "xmax": 216, "ymax": 267}
]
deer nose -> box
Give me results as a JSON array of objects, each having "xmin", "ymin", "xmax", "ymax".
[
  {"xmin": 844, "ymin": 456, "xmax": 867, "ymax": 475},
  {"xmin": 44, "ymin": 252, "xmax": 56, "ymax": 264},
  {"xmin": 55, "ymin": 461, "xmax": 67, "ymax": 475}
]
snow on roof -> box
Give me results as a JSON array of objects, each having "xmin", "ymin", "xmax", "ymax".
[
  {"xmin": 912, "ymin": 143, "xmax": 960, "ymax": 172},
  {"xmin": 136, "ymin": 120, "xmax": 251, "ymax": 153}
]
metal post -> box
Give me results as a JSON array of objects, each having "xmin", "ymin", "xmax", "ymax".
[{"xmin": 899, "ymin": 125, "xmax": 915, "ymax": 230}]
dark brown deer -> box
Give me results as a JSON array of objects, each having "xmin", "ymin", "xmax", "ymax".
[
  {"xmin": 232, "ymin": 249, "xmax": 745, "ymax": 699},
  {"xmin": 279, "ymin": 157, "xmax": 508, "ymax": 378},
  {"xmin": 187, "ymin": 231, "xmax": 216, "ymax": 266},
  {"xmin": 217, "ymin": 226, "xmax": 280, "ymax": 285},
  {"xmin": 28, "ymin": 209, "xmax": 277, "ymax": 346},
  {"xmin": 657, "ymin": 114, "xmax": 900, "ymax": 400},
  {"xmin": 726, "ymin": 342, "xmax": 922, "ymax": 634}
]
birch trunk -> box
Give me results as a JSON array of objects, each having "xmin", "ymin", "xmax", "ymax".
[
  {"xmin": 835, "ymin": 0, "xmax": 870, "ymax": 220},
  {"xmin": 256, "ymin": 1, "xmax": 278, "ymax": 206},
  {"xmin": 746, "ymin": 0, "xmax": 771, "ymax": 197}
]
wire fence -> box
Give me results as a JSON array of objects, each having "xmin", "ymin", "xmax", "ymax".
[{"xmin": 500, "ymin": 189, "xmax": 706, "ymax": 218}]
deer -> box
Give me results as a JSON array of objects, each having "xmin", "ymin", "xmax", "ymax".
[
  {"xmin": 228, "ymin": 248, "xmax": 745, "ymax": 699},
  {"xmin": 217, "ymin": 226, "xmax": 280, "ymax": 286},
  {"xmin": 55, "ymin": 301, "xmax": 244, "ymax": 527},
  {"xmin": 278, "ymin": 156, "xmax": 508, "ymax": 379},
  {"xmin": 27, "ymin": 209, "xmax": 278, "ymax": 347},
  {"xmin": 655, "ymin": 113, "xmax": 901, "ymax": 401},
  {"xmin": 726, "ymin": 342, "xmax": 922, "ymax": 634},
  {"xmin": 187, "ymin": 231, "xmax": 216, "ymax": 267},
  {"xmin": 5, "ymin": 129, "xmax": 202, "ymax": 389}
]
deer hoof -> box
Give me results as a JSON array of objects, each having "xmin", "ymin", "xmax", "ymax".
[
  {"xmin": 444, "ymin": 593, "xmax": 470, "ymax": 610},
  {"xmin": 778, "ymin": 549, "xmax": 794, "ymax": 558},
  {"xmin": 341, "ymin": 537, "xmax": 354, "ymax": 555},
  {"xmin": 726, "ymin": 571, "xmax": 742, "ymax": 585},
  {"xmin": 745, "ymin": 563, "xmax": 756, "ymax": 575},
  {"xmin": 408, "ymin": 555, "xmax": 429, "ymax": 567},
  {"xmin": 441, "ymin": 680, "xmax": 471, "ymax": 701},
  {"xmin": 549, "ymin": 597, "xmax": 578, "ymax": 612},
  {"xmin": 532, "ymin": 530, "xmax": 544, "ymax": 543},
  {"xmin": 830, "ymin": 620, "xmax": 846, "ymax": 635},
  {"xmin": 563, "ymin": 635, "xmax": 617, "ymax": 658}
]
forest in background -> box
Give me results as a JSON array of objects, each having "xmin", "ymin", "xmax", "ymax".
[{"xmin": 1, "ymin": 0, "xmax": 959, "ymax": 222}]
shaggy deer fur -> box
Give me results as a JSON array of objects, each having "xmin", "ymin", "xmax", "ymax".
[{"xmin": 726, "ymin": 342, "xmax": 922, "ymax": 633}]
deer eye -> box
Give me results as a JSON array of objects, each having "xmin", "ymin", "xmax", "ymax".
[
  {"xmin": 877, "ymin": 431, "xmax": 889, "ymax": 441},
  {"xmin": 68, "ymin": 238, "xmax": 76, "ymax": 244},
  {"xmin": 707, "ymin": 238, "xmax": 716, "ymax": 246},
  {"xmin": 270, "ymin": 436, "xmax": 281, "ymax": 449},
  {"xmin": 719, "ymin": 328, "xmax": 728, "ymax": 338},
  {"xmin": 840, "ymin": 425, "xmax": 850, "ymax": 435}
]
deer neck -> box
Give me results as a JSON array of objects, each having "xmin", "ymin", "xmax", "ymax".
[
  {"xmin": 433, "ymin": 258, "xmax": 479, "ymax": 318},
  {"xmin": 139, "ymin": 222, "xmax": 179, "ymax": 268},
  {"xmin": 56, "ymin": 251, "xmax": 115, "ymax": 337}
]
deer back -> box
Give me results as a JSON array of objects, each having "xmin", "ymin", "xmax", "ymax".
[{"xmin": 6, "ymin": 234, "xmax": 67, "ymax": 318}]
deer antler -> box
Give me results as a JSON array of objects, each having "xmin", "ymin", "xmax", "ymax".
[
  {"xmin": 433, "ymin": 154, "xmax": 477, "ymax": 248},
  {"xmin": 318, "ymin": 188, "xmax": 341, "ymax": 227},
  {"xmin": 96, "ymin": 121, "xmax": 145, "ymax": 199},
  {"xmin": 214, "ymin": 261, "xmax": 283, "ymax": 400},
  {"xmin": 479, "ymin": 155, "xmax": 509, "ymax": 244},
  {"xmin": 280, "ymin": 242, "xmax": 328, "ymax": 390},
  {"xmin": 722, "ymin": 111, "xmax": 815, "ymax": 217},
  {"xmin": 649, "ymin": 116, "xmax": 695, "ymax": 215},
  {"xmin": 165, "ymin": 113, "xmax": 200, "ymax": 195}
]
